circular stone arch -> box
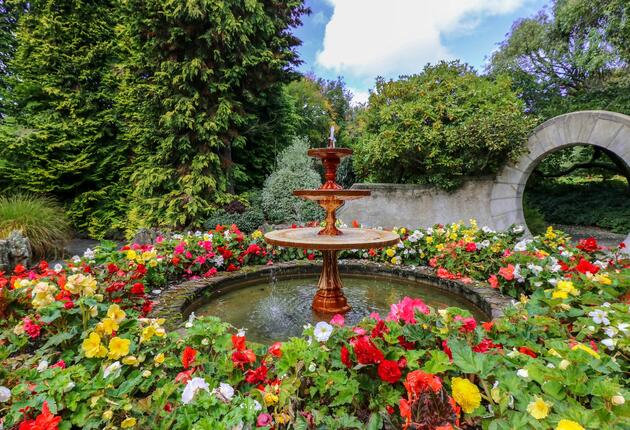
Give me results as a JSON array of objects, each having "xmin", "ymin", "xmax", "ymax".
[{"xmin": 490, "ymin": 110, "xmax": 630, "ymax": 247}]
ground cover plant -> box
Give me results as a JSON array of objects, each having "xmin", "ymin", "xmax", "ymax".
[{"xmin": 0, "ymin": 221, "xmax": 628, "ymax": 429}]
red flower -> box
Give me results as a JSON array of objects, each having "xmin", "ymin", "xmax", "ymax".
[
  {"xmin": 232, "ymin": 334, "xmax": 246, "ymax": 351},
  {"xmin": 142, "ymin": 300, "xmax": 153, "ymax": 315},
  {"xmin": 498, "ymin": 264, "xmax": 514, "ymax": 281},
  {"xmin": 481, "ymin": 321, "xmax": 494, "ymax": 332},
  {"xmin": 307, "ymin": 253, "xmax": 315, "ymax": 260},
  {"xmin": 465, "ymin": 242, "xmax": 477, "ymax": 252},
  {"xmin": 14, "ymin": 264, "xmax": 26, "ymax": 274},
  {"xmin": 473, "ymin": 338, "xmax": 502, "ymax": 353},
  {"xmin": 340, "ymin": 345, "xmax": 352, "ymax": 368},
  {"xmin": 351, "ymin": 335, "xmax": 384, "ymax": 364},
  {"xmin": 245, "ymin": 364, "xmax": 268, "ymax": 384},
  {"xmin": 63, "ymin": 301, "xmax": 74, "ymax": 309},
  {"xmin": 404, "ymin": 370, "xmax": 442, "ymax": 398},
  {"xmin": 352, "ymin": 219, "xmax": 360, "ymax": 228},
  {"xmin": 231, "ymin": 349, "xmax": 256, "ymax": 369},
  {"xmin": 226, "ymin": 263, "xmax": 238, "ymax": 272},
  {"xmin": 378, "ymin": 359, "xmax": 402, "ymax": 384},
  {"xmin": 575, "ymin": 258, "xmax": 599, "ymax": 275},
  {"xmin": 164, "ymin": 403, "xmax": 173, "ymax": 413},
  {"xmin": 130, "ymin": 282, "xmax": 145, "ymax": 295},
  {"xmin": 175, "ymin": 368, "xmax": 195, "ymax": 384},
  {"xmin": 454, "ymin": 315, "xmax": 477, "ymax": 333},
  {"xmin": 386, "ymin": 405, "xmax": 395, "ymax": 415},
  {"xmin": 397, "ymin": 335, "xmax": 416, "ymax": 350},
  {"xmin": 577, "ymin": 237, "xmax": 600, "ymax": 253},
  {"xmin": 442, "ymin": 340, "xmax": 453, "ymax": 361},
  {"xmin": 172, "ymin": 256, "xmax": 181, "ymax": 265},
  {"xmin": 371, "ymin": 320, "xmax": 389, "ymax": 339},
  {"xmin": 19, "ymin": 401, "xmax": 61, "ymax": 430},
  {"xmin": 181, "ymin": 346, "xmax": 197, "ymax": 369},
  {"xmin": 518, "ymin": 346, "xmax": 538, "ymax": 358},
  {"xmin": 23, "ymin": 318, "xmax": 42, "ymax": 339},
  {"xmin": 488, "ymin": 274, "xmax": 499, "ymax": 289},
  {"xmin": 400, "ymin": 398, "xmax": 411, "ymax": 421},
  {"xmin": 268, "ymin": 342, "xmax": 282, "ymax": 358},
  {"xmin": 51, "ymin": 360, "xmax": 66, "ymax": 369}
]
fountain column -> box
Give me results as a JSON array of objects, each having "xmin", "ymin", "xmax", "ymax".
[{"xmin": 312, "ymin": 250, "xmax": 349, "ymax": 314}]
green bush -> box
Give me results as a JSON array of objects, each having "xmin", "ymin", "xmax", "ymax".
[
  {"xmin": 204, "ymin": 208, "xmax": 265, "ymax": 233},
  {"xmin": 262, "ymin": 137, "xmax": 323, "ymax": 224},
  {"xmin": 353, "ymin": 61, "xmax": 536, "ymax": 190},
  {"xmin": 525, "ymin": 178, "xmax": 630, "ymax": 234},
  {"xmin": 0, "ymin": 194, "xmax": 71, "ymax": 257},
  {"xmin": 522, "ymin": 199, "xmax": 547, "ymax": 236}
]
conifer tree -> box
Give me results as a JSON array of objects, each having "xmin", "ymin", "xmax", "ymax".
[{"xmin": 119, "ymin": 0, "xmax": 307, "ymax": 232}]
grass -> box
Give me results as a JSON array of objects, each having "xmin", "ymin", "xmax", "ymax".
[{"xmin": 0, "ymin": 194, "xmax": 71, "ymax": 258}]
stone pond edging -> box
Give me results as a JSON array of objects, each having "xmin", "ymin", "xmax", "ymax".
[{"xmin": 151, "ymin": 260, "xmax": 512, "ymax": 329}]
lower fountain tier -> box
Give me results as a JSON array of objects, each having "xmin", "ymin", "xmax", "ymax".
[{"xmin": 264, "ymin": 227, "xmax": 399, "ymax": 250}]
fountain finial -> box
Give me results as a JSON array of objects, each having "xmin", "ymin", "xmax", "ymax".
[{"xmin": 328, "ymin": 126, "xmax": 336, "ymax": 148}]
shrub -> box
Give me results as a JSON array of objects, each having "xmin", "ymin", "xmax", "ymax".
[
  {"xmin": 204, "ymin": 208, "xmax": 265, "ymax": 233},
  {"xmin": 353, "ymin": 61, "xmax": 536, "ymax": 190},
  {"xmin": 262, "ymin": 137, "xmax": 323, "ymax": 224},
  {"xmin": 523, "ymin": 199, "xmax": 547, "ymax": 236},
  {"xmin": 0, "ymin": 194, "xmax": 71, "ymax": 257}
]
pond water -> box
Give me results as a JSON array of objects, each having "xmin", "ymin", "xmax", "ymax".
[{"xmin": 192, "ymin": 274, "xmax": 487, "ymax": 344}]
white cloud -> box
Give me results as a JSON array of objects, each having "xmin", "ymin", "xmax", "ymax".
[
  {"xmin": 316, "ymin": 0, "xmax": 526, "ymax": 78},
  {"xmin": 349, "ymin": 87, "xmax": 370, "ymax": 105}
]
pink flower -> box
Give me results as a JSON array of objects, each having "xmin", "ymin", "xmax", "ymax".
[
  {"xmin": 330, "ymin": 314, "xmax": 345, "ymax": 326},
  {"xmin": 353, "ymin": 327, "xmax": 367, "ymax": 335},
  {"xmin": 369, "ymin": 312, "xmax": 381, "ymax": 321},
  {"xmin": 488, "ymin": 274, "xmax": 499, "ymax": 289},
  {"xmin": 465, "ymin": 242, "xmax": 477, "ymax": 252},
  {"xmin": 387, "ymin": 297, "xmax": 429, "ymax": 324},
  {"xmin": 498, "ymin": 264, "xmax": 515, "ymax": 281},
  {"xmin": 257, "ymin": 413, "xmax": 273, "ymax": 427},
  {"xmin": 454, "ymin": 315, "xmax": 477, "ymax": 333},
  {"xmin": 174, "ymin": 242, "xmax": 186, "ymax": 255}
]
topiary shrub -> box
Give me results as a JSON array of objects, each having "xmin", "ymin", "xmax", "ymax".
[
  {"xmin": 262, "ymin": 137, "xmax": 323, "ymax": 224},
  {"xmin": 0, "ymin": 194, "xmax": 71, "ymax": 258}
]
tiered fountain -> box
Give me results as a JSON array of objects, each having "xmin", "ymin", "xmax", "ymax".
[{"xmin": 264, "ymin": 129, "xmax": 400, "ymax": 314}]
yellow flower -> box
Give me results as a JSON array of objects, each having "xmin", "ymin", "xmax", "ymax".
[
  {"xmin": 527, "ymin": 397, "xmax": 552, "ymax": 419},
  {"xmin": 121, "ymin": 417, "xmax": 137, "ymax": 428},
  {"xmin": 557, "ymin": 280, "xmax": 579, "ymax": 296},
  {"xmin": 82, "ymin": 332, "xmax": 108, "ymax": 358},
  {"xmin": 593, "ymin": 274, "xmax": 612, "ymax": 285},
  {"xmin": 65, "ymin": 274, "xmax": 98, "ymax": 296},
  {"xmin": 449, "ymin": 233, "xmax": 458, "ymax": 240},
  {"xmin": 149, "ymin": 259, "xmax": 158, "ymax": 268},
  {"xmin": 548, "ymin": 349, "xmax": 561, "ymax": 358},
  {"xmin": 252, "ymin": 230, "xmax": 263, "ymax": 239},
  {"xmin": 141, "ymin": 325, "xmax": 157, "ymax": 343},
  {"xmin": 31, "ymin": 282, "xmax": 57, "ymax": 310},
  {"xmin": 154, "ymin": 353, "xmax": 165, "ymax": 365},
  {"xmin": 451, "ymin": 377, "xmax": 481, "ymax": 413},
  {"xmin": 436, "ymin": 244, "xmax": 445, "ymax": 251},
  {"xmin": 571, "ymin": 343, "xmax": 600, "ymax": 360},
  {"xmin": 425, "ymin": 236, "xmax": 433, "ymax": 244},
  {"xmin": 552, "ymin": 290, "xmax": 568, "ymax": 299},
  {"xmin": 122, "ymin": 355, "xmax": 139, "ymax": 366},
  {"xmin": 96, "ymin": 318, "xmax": 119, "ymax": 336},
  {"xmin": 386, "ymin": 248, "xmax": 396, "ymax": 257},
  {"xmin": 545, "ymin": 226, "xmax": 557, "ymax": 240},
  {"xmin": 108, "ymin": 337, "xmax": 131, "ymax": 360},
  {"xmin": 126, "ymin": 250, "xmax": 137, "ymax": 261},
  {"xmin": 264, "ymin": 392, "xmax": 279, "ymax": 406},
  {"xmin": 102, "ymin": 410, "xmax": 113, "ymax": 420},
  {"xmin": 107, "ymin": 304, "xmax": 126, "ymax": 324},
  {"xmin": 556, "ymin": 419, "xmax": 585, "ymax": 430}
]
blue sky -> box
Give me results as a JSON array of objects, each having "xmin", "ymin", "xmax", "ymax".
[{"xmin": 293, "ymin": 0, "xmax": 550, "ymax": 103}]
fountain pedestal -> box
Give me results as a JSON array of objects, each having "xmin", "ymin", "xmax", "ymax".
[{"xmin": 264, "ymin": 139, "xmax": 399, "ymax": 314}]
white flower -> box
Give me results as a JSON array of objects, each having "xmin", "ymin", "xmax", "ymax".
[
  {"xmin": 152, "ymin": 289, "xmax": 162, "ymax": 295},
  {"xmin": 308, "ymin": 362, "xmax": 317, "ymax": 372},
  {"xmin": 223, "ymin": 230, "xmax": 231, "ymax": 239},
  {"xmin": 253, "ymin": 400, "xmax": 262, "ymax": 411},
  {"xmin": 426, "ymin": 227, "xmax": 433, "ymax": 235},
  {"xmin": 604, "ymin": 326, "xmax": 618, "ymax": 338},
  {"xmin": 237, "ymin": 329, "xmax": 246, "ymax": 337},
  {"xmin": 512, "ymin": 225, "xmax": 524, "ymax": 234},
  {"xmin": 185, "ymin": 312, "xmax": 196, "ymax": 328},
  {"xmin": 559, "ymin": 359, "xmax": 570, "ymax": 370},
  {"xmin": 213, "ymin": 255, "xmax": 224, "ymax": 267},
  {"xmin": 479, "ymin": 239, "xmax": 490, "ymax": 248},
  {"xmin": 482, "ymin": 226, "xmax": 494, "ymax": 234},
  {"xmin": 53, "ymin": 263, "xmax": 63, "ymax": 273},
  {"xmin": 201, "ymin": 338, "xmax": 210, "ymax": 346},
  {"xmin": 601, "ymin": 302, "xmax": 611, "ymax": 308},
  {"xmin": 214, "ymin": 382, "xmax": 234, "ymax": 402},
  {"xmin": 83, "ymin": 248, "xmax": 95, "ymax": 260},
  {"xmin": 589, "ymin": 309, "xmax": 610, "ymax": 325},
  {"xmin": 546, "ymin": 363, "xmax": 556, "ymax": 368},
  {"xmin": 513, "ymin": 264, "xmax": 524, "ymax": 283},
  {"xmin": 601, "ymin": 338, "xmax": 615, "ymax": 350},
  {"xmin": 526, "ymin": 264, "xmax": 543, "ymax": 276},
  {"xmin": 397, "ymin": 241, "xmax": 404, "ymax": 248},
  {"xmin": 194, "ymin": 231, "xmax": 202, "ymax": 237},
  {"xmin": 103, "ymin": 361, "xmax": 121, "ymax": 378},
  {"xmin": 516, "ymin": 368, "xmax": 529, "ymax": 378},
  {"xmin": 313, "ymin": 321, "xmax": 333, "ymax": 342},
  {"xmin": 65, "ymin": 381, "xmax": 75, "ymax": 391},
  {"xmin": 182, "ymin": 377, "xmax": 210, "ymax": 404},
  {"xmin": 0, "ymin": 386, "xmax": 11, "ymax": 402},
  {"xmin": 72, "ymin": 255, "xmax": 81, "ymax": 263},
  {"xmin": 513, "ymin": 240, "xmax": 530, "ymax": 252},
  {"xmin": 612, "ymin": 394, "xmax": 625, "ymax": 405},
  {"xmin": 173, "ymin": 233, "xmax": 183, "ymax": 240},
  {"xmin": 617, "ymin": 323, "xmax": 629, "ymax": 333},
  {"xmin": 37, "ymin": 360, "xmax": 48, "ymax": 372},
  {"xmin": 594, "ymin": 260, "xmax": 608, "ymax": 270}
]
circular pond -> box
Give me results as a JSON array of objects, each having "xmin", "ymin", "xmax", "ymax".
[{"xmin": 190, "ymin": 273, "xmax": 488, "ymax": 344}]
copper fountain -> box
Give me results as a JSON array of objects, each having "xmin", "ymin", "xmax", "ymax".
[{"xmin": 264, "ymin": 129, "xmax": 399, "ymax": 314}]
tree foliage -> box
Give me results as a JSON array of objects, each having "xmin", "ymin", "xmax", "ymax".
[
  {"xmin": 488, "ymin": 0, "xmax": 630, "ymax": 119},
  {"xmin": 353, "ymin": 61, "xmax": 536, "ymax": 189},
  {"xmin": 118, "ymin": 0, "xmax": 308, "ymax": 234}
]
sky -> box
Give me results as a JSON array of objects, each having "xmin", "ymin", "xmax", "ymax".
[{"xmin": 293, "ymin": 0, "xmax": 550, "ymax": 104}]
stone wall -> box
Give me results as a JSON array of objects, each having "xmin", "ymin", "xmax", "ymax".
[{"xmin": 338, "ymin": 178, "xmax": 497, "ymax": 230}]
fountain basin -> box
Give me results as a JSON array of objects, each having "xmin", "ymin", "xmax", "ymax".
[
  {"xmin": 264, "ymin": 227, "xmax": 399, "ymax": 250},
  {"xmin": 152, "ymin": 261, "xmax": 511, "ymax": 343}
]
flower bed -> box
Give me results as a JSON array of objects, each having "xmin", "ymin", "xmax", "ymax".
[{"xmin": 0, "ymin": 222, "xmax": 628, "ymax": 429}]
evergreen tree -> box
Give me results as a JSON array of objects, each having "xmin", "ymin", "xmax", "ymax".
[
  {"xmin": 0, "ymin": 0, "xmax": 126, "ymax": 237},
  {"xmin": 119, "ymin": 0, "xmax": 307, "ymax": 232}
]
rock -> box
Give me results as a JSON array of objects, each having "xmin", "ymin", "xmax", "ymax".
[
  {"xmin": 0, "ymin": 230, "xmax": 32, "ymax": 271},
  {"xmin": 131, "ymin": 228, "xmax": 166, "ymax": 245}
]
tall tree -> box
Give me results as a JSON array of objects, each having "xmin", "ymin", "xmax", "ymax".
[
  {"xmin": 0, "ymin": 0, "xmax": 20, "ymax": 118},
  {"xmin": 119, "ymin": 0, "xmax": 308, "ymax": 233},
  {"xmin": 488, "ymin": 0, "xmax": 630, "ymax": 118},
  {"xmin": 0, "ymin": 0, "xmax": 125, "ymax": 237}
]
